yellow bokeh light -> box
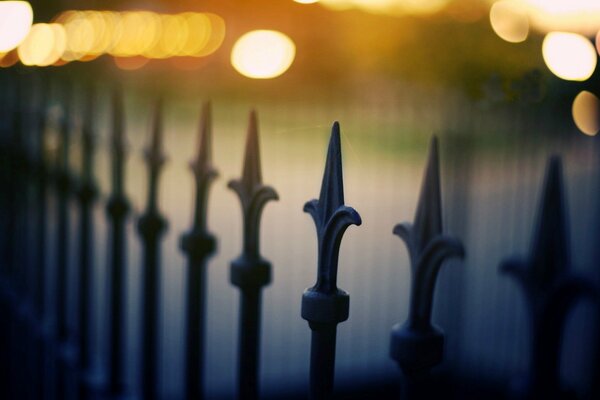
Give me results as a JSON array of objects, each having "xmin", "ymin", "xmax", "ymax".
[
  {"xmin": 489, "ymin": 1, "xmax": 529, "ymax": 43},
  {"xmin": 62, "ymin": 12, "xmax": 96, "ymax": 61},
  {"xmin": 194, "ymin": 13, "xmax": 226, "ymax": 57},
  {"xmin": 46, "ymin": 24, "xmax": 67, "ymax": 66},
  {"xmin": 542, "ymin": 32, "xmax": 597, "ymax": 81},
  {"xmin": 572, "ymin": 91, "xmax": 599, "ymax": 136},
  {"xmin": 0, "ymin": 1, "xmax": 33, "ymax": 52},
  {"xmin": 151, "ymin": 14, "xmax": 189, "ymax": 58},
  {"xmin": 231, "ymin": 30, "xmax": 296, "ymax": 79},
  {"xmin": 15, "ymin": 9, "xmax": 225, "ymax": 64},
  {"xmin": 180, "ymin": 12, "xmax": 211, "ymax": 56},
  {"xmin": 518, "ymin": 0, "xmax": 600, "ymax": 35},
  {"xmin": 294, "ymin": 0, "xmax": 320, "ymax": 4},
  {"xmin": 319, "ymin": 0, "xmax": 451, "ymax": 15},
  {"xmin": 17, "ymin": 24, "xmax": 56, "ymax": 66}
]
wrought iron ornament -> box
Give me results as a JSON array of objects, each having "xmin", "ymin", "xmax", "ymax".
[
  {"xmin": 104, "ymin": 87, "xmax": 130, "ymax": 396},
  {"xmin": 500, "ymin": 156, "xmax": 596, "ymax": 400},
  {"xmin": 137, "ymin": 98, "xmax": 168, "ymax": 400},
  {"xmin": 180, "ymin": 102, "xmax": 219, "ymax": 400},
  {"xmin": 228, "ymin": 110, "xmax": 278, "ymax": 400},
  {"xmin": 302, "ymin": 122, "xmax": 362, "ymax": 400},
  {"xmin": 77, "ymin": 86, "xmax": 99, "ymax": 398},
  {"xmin": 390, "ymin": 136, "xmax": 464, "ymax": 376}
]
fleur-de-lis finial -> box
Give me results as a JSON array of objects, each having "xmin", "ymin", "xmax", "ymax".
[
  {"xmin": 190, "ymin": 101, "xmax": 218, "ymax": 218},
  {"xmin": 500, "ymin": 156, "xmax": 596, "ymax": 399},
  {"xmin": 141, "ymin": 98, "xmax": 167, "ymax": 217},
  {"xmin": 303, "ymin": 121, "xmax": 362, "ymax": 296},
  {"xmin": 228, "ymin": 110, "xmax": 279, "ymax": 265},
  {"xmin": 390, "ymin": 136, "xmax": 464, "ymax": 375},
  {"xmin": 302, "ymin": 122, "xmax": 361, "ymax": 400}
]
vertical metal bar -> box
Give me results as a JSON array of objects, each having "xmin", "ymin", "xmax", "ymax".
[
  {"xmin": 228, "ymin": 110, "xmax": 278, "ymax": 400},
  {"xmin": 238, "ymin": 288, "xmax": 261, "ymax": 400},
  {"xmin": 181, "ymin": 102, "xmax": 218, "ymax": 400},
  {"xmin": 105, "ymin": 87, "xmax": 130, "ymax": 396},
  {"xmin": 32, "ymin": 73, "xmax": 50, "ymax": 400},
  {"xmin": 183, "ymin": 256, "xmax": 209, "ymax": 400},
  {"xmin": 308, "ymin": 324, "xmax": 337, "ymax": 399},
  {"xmin": 138, "ymin": 99, "xmax": 168, "ymax": 400},
  {"xmin": 55, "ymin": 84, "xmax": 71, "ymax": 344},
  {"xmin": 77, "ymin": 85, "xmax": 98, "ymax": 400},
  {"xmin": 301, "ymin": 122, "xmax": 361, "ymax": 400}
]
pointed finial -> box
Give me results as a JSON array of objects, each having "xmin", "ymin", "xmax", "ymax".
[
  {"xmin": 111, "ymin": 85, "xmax": 125, "ymax": 154},
  {"xmin": 302, "ymin": 122, "xmax": 361, "ymax": 326},
  {"xmin": 529, "ymin": 156, "xmax": 568, "ymax": 287},
  {"xmin": 144, "ymin": 98, "xmax": 166, "ymax": 169},
  {"xmin": 241, "ymin": 109, "xmax": 262, "ymax": 192},
  {"xmin": 500, "ymin": 156, "xmax": 596, "ymax": 399},
  {"xmin": 228, "ymin": 110, "xmax": 278, "ymax": 260},
  {"xmin": 194, "ymin": 101, "xmax": 214, "ymax": 172},
  {"xmin": 390, "ymin": 136, "xmax": 464, "ymax": 375},
  {"xmin": 180, "ymin": 101, "xmax": 219, "ymax": 259},
  {"xmin": 412, "ymin": 137, "xmax": 442, "ymax": 255},
  {"xmin": 106, "ymin": 85, "xmax": 129, "ymax": 213},
  {"xmin": 317, "ymin": 121, "xmax": 345, "ymax": 224}
]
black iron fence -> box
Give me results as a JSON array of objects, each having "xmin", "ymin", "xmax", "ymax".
[{"xmin": 0, "ymin": 72, "xmax": 599, "ymax": 400}]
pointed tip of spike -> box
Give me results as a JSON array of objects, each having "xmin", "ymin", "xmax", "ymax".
[
  {"xmin": 316, "ymin": 121, "xmax": 346, "ymax": 223},
  {"xmin": 240, "ymin": 109, "xmax": 262, "ymax": 188},
  {"xmin": 249, "ymin": 109, "xmax": 258, "ymax": 135},
  {"xmin": 149, "ymin": 98, "xmax": 164, "ymax": 157},
  {"xmin": 332, "ymin": 121, "xmax": 340, "ymax": 134},
  {"xmin": 413, "ymin": 136, "xmax": 443, "ymax": 251}
]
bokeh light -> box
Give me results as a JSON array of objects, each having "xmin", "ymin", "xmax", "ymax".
[
  {"xmin": 0, "ymin": 1, "xmax": 33, "ymax": 52},
  {"xmin": 542, "ymin": 32, "xmax": 597, "ymax": 81},
  {"xmin": 520, "ymin": 0, "xmax": 600, "ymax": 35},
  {"xmin": 231, "ymin": 30, "xmax": 296, "ymax": 79},
  {"xmin": 44, "ymin": 10, "xmax": 225, "ymax": 64},
  {"xmin": 294, "ymin": 0, "xmax": 320, "ymax": 3},
  {"xmin": 572, "ymin": 91, "xmax": 600, "ymax": 136},
  {"xmin": 489, "ymin": 1, "xmax": 529, "ymax": 43},
  {"xmin": 319, "ymin": 0, "xmax": 451, "ymax": 15},
  {"xmin": 18, "ymin": 23, "xmax": 66, "ymax": 66}
]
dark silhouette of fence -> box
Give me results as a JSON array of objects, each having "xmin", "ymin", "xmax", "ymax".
[{"xmin": 0, "ymin": 73, "xmax": 598, "ymax": 400}]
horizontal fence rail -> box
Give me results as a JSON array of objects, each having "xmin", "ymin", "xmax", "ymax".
[{"xmin": 0, "ymin": 71, "xmax": 599, "ymax": 400}]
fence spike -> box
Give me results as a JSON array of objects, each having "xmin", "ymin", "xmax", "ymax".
[
  {"xmin": 228, "ymin": 110, "xmax": 278, "ymax": 400},
  {"xmin": 55, "ymin": 82, "xmax": 72, "ymax": 343},
  {"xmin": 390, "ymin": 136, "xmax": 464, "ymax": 378},
  {"xmin": 104, "ymin": 86, "xmax": 130, "ymax": 397},
  {"xmin": 137, "ymin": 98, "xmax": 168, "ymax": 400},
  {"xmin": 77, "ymin": 84, "xmax": 99, "ymax": 396},
  {"xmin": 500, "ymin": 156, "xmax": 596, "ymax": 399},
  {"xmin": 301, "ymin": 122, "xmax": 361, "ymax": 400},
  {"xmin": 180, "ymin": 101, "xmax": 218, "ymax": 400}
]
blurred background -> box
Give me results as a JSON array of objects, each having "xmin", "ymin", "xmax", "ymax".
[{"xmin": 1, "ymin": 1, "xmax": 600, "ymax": 399}]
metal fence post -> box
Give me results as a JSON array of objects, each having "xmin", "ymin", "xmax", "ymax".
[
  {"xmin": 32, "ymin": 77, "xmax": 50, "ymax": 400},
  {"xmin": 390, "ymin": 136, "xmax": 464, "ymax": 397},
  {"xmin": 228, "ymin": 110, "xmax": 279, "ymax": 400},
  {"xmin": 137, "ymin": 99, "xmax": 168, "ymax": 400},
  {"xmin": 180, "ymin": 102, "xmax": 218, "ymax": 400},
  {"xmin": 76, "ymin": 86, "xmax": 99, "ymax": 399},
  {"xmin": 104, "ymin": 87, "xmax": 130, "ymax": 397},
  {"xmin": 301, "ymin": 122, "xmax": 362, "ymax": 400},
  {"xmin": 499, "ymin": 156, "xmax": 596, "ymax": 399}
]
